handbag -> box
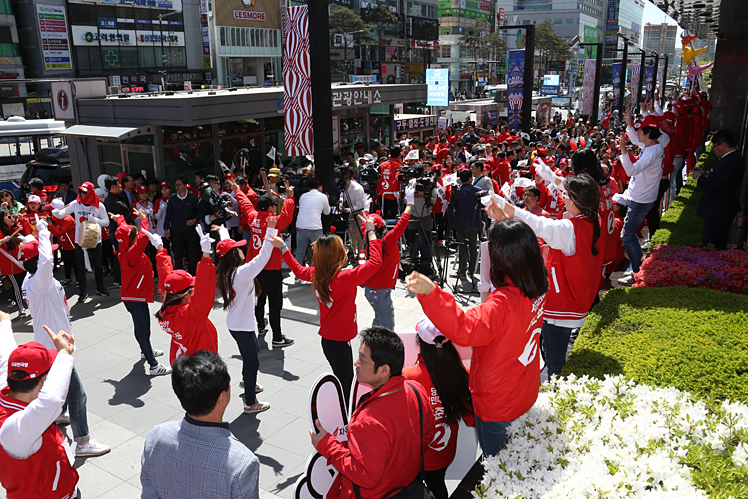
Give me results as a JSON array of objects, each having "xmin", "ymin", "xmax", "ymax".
[{"xmin": 353, "ymin": 383, "xmax": 435, "ymax": 499}]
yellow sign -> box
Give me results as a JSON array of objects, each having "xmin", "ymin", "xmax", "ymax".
[
  {"xmin": 26, "ymin": 98, "xmax": 53, "ymax": 104},
  {"xmin": 0, "ymin": 58, "xmax": 11, "ymax": 64}
]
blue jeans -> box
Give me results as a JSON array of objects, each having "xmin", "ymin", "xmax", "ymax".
[
  {"xmin": 64, "ymin": 367, "xmax": 89, "ymax": 442},
  {"xmin": 124, "ymin": 301, "xmax": 157, "ymax": 367},
  {"xmin": 230, "ymin": 330, "xmax": 260, "ymax": 406},
  {"xmin": 295, "ymin": 228, "xmax": 322, "ymax": 266},
  {"xmin": 541, "ymin": 321, "xmax": 573, "ymax": 378},
  {"xmin": 620, "ymin": 200, "xmax": 654, "ymax": 273},
  {"xmin": 364, "ymin": 287, "xmax": 395, "ymax": 331},
  {"xmin": 475, "ymin": 415, "xmax": 514, "ymax": 457}
]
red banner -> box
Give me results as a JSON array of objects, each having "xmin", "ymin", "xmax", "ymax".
[{"xmin": 283, "ymin": 6, "xmax": 313, "ymax": 156}]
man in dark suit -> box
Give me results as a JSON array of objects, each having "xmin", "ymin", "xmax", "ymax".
[{"xmin": 691, "ymin": 130, "xmax": 746, "ymax": 249}]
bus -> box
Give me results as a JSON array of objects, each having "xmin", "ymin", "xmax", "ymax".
[{"xmin": 0, "ymin": 117, "xmax": 66, "ymax": 197}]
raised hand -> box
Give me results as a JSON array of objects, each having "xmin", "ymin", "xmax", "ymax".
[{"xmin": 44, "ymin": 325, "xmax": 74, "ymax": 355}]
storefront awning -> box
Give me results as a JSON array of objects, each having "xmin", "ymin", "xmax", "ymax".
[{"xmin": 59, "ymin": 124, "xmax": 153, "ymax": 141}]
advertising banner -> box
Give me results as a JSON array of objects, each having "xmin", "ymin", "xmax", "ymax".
[
  {"xmin": 283, "ymin": 6, "xmax": 312, "ymax": 156},
  {"xmin": 630, "ymin": 64, "xmax": 640, "ymax": 103},
  {"xmin": 644, "ymin": 65, "xmax": 655, "ymax": 102},
  {"xmin": 37, "ymin": 5, "xmax": 72, "ymax": 70},
  {"xmin": 657, "ymin": 65, "xmax": 665, "ymax": 95},
  {"xmin": 582, "ymin": 59, "xmax": 596, "ymax": 115},
  {"xmin": 612, "ymin": 62, "xmax": 621, "ymax": 109},
  {"xmin": 506, "ymin": 49, "xmax": 524, "ymax": 130},
  {"xmin": 426, "ymin": 68, "xmax": 449, "ymax": 107}
]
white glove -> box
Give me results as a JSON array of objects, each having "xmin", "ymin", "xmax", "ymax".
[
  {"xmin": 363, "ymin": 194, "xmax": 372, "ymax": 213},
  {"xmin": 405, "ymin": 186, "xmax": 415, "ymax": 206},
  {"xmin": 142, "ymin": 230, "xmax": 162, "ymax": 249},
  {"xmin": 35, "ymin": 214, "xmax": 48, "ymax": 233},
  {"xmin": 19, "ymin": 234, "xmax": 35, "ymax": 245},
  {"xmin": 535, "ymin": 158, "xmax": 558, "ymax": 184},
  {"xmin": 481, "ymin": 192, "xmax": 507, "ymax": 209},
  {"xmin": 218, "ymin": 226, "xmax": 231, "ymax": 241},
  {"xmin": 196, "ymin": 225, "xmax": 213, "ymax": 254}
]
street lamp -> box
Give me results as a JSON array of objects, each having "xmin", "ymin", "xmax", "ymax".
[
  {"xmin": 342, "ymin": 29, "xmax": 364, "ymax": 82},
  {"xmin": 158, "ymin": 10, "xmax": 181, "ymax": 90}
]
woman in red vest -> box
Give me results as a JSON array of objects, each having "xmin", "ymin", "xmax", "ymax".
[{"xmin": 0, "ymin": 208, "xmax": 25, "ymax": 317}]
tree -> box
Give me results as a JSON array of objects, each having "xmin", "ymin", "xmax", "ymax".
[
  {"xmin": 362, "ymin": 5, "xmax": 400, "ymax": 67},
  {"xmin": 459, "ymin": 19, "xmax": 508, "ymax": 84},
  {"xmin": 329, "ymin": 6, "xmax": 374, "ymax": 80},
  {"xmin": 517, "ymin": 19, "xmax": 572, "ymax": 77}
]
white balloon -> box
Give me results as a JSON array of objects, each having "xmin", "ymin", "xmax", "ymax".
[{"xmin": 97, "ymin": 174, "xmax": 109, "ymax": 190}]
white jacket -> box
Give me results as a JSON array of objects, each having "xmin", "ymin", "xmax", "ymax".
[{"xmin": 52, "ymin": 200, "xmax": 110, "ymax": 246}]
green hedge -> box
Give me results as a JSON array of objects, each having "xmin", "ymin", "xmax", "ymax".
[
  {"xmin": 649, "ymin": 177, "xmax": 705, "ymax": 249},
  {"xmin": 563, "ymin": 286, "xmax": 748, "ymax": 404}
]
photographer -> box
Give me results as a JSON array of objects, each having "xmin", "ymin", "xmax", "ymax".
[
  {"xmin": 295, "ymin": 179, "xmax": 330, "ymax": 267},
  {"xmin": 448, "ymin": 169, "xmax": 482, "ymax": 280},
  {"xmin": 196, "ymin": 175, "xmax": 233, "ymax": 239},
  {"xmin": 406, "ymin": 165, "xmax": 437, "ymax": 270},
  {"xmin": 342, "ymin": 173, "xmax": 366, "ymax": 262}
]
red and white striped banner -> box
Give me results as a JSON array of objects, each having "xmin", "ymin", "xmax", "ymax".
[{"xmin": 283, "ymin": 6, "xmax": 313, "ymax": 156}]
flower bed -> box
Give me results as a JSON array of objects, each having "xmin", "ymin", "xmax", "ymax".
[
  {"xmin": 635, "ymin": 245, "xmax": 748, "ymax": 294},
  {"xmin": 477, "ymin": 375, "xmax": 748, "ymax": 499},
  {"xmin": 648, "ymin": 178, "xmax": 704, "ymax": 250}
]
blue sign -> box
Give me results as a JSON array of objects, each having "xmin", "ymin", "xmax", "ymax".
[
  {"xmin": 487, "ymin": 110, "xmax": 498, "ymax": 126},
  {"xmin": 541, "ymin": 85, "xmax": 559, "ymax": 95},
  {"xmin": 507, "ymin": 49, "xmax": 525, "ymax": 130},
  {"xmin": 426, "ymin": 68, "xmax": 449, "ymax": 107},
  {"xmin": 612, "ymin": 62, "xmax": 622, "ymax": 109},
  {"xmin": 645, "ymin": 65, "xmax": 655, "ymax": 101},
  {"xmin": 98, "ymin": 18, "xmax": 117, "ymax": 29}
]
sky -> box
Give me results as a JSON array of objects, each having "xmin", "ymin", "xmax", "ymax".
[{"xmin": 640, "ymin": 0, "xmax": 683, "ymax": 39}]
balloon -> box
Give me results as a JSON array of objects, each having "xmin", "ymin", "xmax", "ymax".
[
  {"xmin": 687, "ymin": 61, "xmax": 714, "ymax": 81},
  {"xmin": 97, "ymin": 174, "xmax": 109, "ymax": 190},
  {"xmin": 569, "ymin": 140, "xmax": 578, "ymax": 151},
  {"xmin": 680, "ymin": 34, "xmax": 697, "ymax": 47},
  {"xmin": 579, "ymin": 137, "xmax": 587, "ymax": 148},
  {"xmin": 682, "ymin": 45, "xmax": 708, "ymax": 64}
]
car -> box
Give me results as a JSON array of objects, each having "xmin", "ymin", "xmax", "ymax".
[{"xmin": 20, "ymin": 146, "xmax": 71, "ymax": 201}]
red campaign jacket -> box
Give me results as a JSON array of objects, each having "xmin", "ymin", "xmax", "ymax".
[
  {"xmin": 0, "ymin": 388, "xmax": 79, "ymax": 499},
  {"xmin": 238, "ymin": 185, "xmax": 259, "ymax": 231},
  {"xmin": 47, "ymin": 215, "xmax": 75, "ymax": 251},
  {"xmin": 236, "ymin": 189, "xmax": 294, "ymax": 269},
  {"xmin": 402, "ymin": 360, "xmax": 474, "ymax": 471},
  {"xmin": 701, "ymin": 100, "xmax": 712, "ymax": 130},
  {"xmin": 418, "ymin": 283, "xmax": 546, "ymax": 423},
  {"xmin": 317, "ymin": 376, "xmax": 436, "ymax": 499},
  {"xmin": 599, "ymin": 180, "xmax": 624, "ymax": 279},
  {"xmin": 0, "ymin": 236, "xmax": 23, "ymax": 276},
  {"xmin": 282, "ymin": 239, "xmax": 382, "ymax": 342},
  {"xmin": 674, "ymin": 114, "xmax": 694, "ymax": 157},
  {"xmin": 362, "ymin": 214, "xmax": 410, "ymax": 290},
  {"xmin": 20, "ymin": 211, "xmax": 48, "ymax": 238},
  {"xmin": 156, "ymin": 253, "xmax": 218, "ymax": 363},
  {"xmin": 377, "ymin": 158, "xmax": 403, "ymax": 200},
  {"xmin": 544, "ymin": 215, "xmax": 603, "ymax": 322},
  {"xmin": 117, "ymin": 216, "xmax": 154, "ymax": 303}
]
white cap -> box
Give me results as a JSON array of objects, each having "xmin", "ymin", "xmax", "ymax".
[
  {"xmin": 27, "ymin": 195, "xmax": 41, "ymax": 205},
  {"xmin": 416, "ymin": 316, "xmax": 449, "ymax": 347}
]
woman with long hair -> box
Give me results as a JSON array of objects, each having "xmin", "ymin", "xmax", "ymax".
[
  {"xmin": 0, "ymin": 190, "xmax": 23, "ymax": 214},
  {"xmin": 406, "ymin": 218, "xmax": 548, "ymax": 457},
  {"xmin": 483, "ymin": 173, "xmax": 603, "ymax": 379},
  {"xmin": 0, "ymin": 208, "xmax": 25, "ymax": 316},
  {"xmin": 216, "ymin": 217, "xmax": 284, "ymax": 414},
  {"xmin": 274, "ymin": 214, "xmax": 382, "ymax": 402},
  {"xmin": 402, "ymin": 317, "xmax": 474, "ymax": 499}
]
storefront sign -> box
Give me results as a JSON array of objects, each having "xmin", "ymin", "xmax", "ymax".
[
  {"xmin": 215, "ymin": 0, "xmax": 279, "ymax": 28},
  {"xmin": 69, "ymin": 0, "xmax": 180, "ymax": 8},
  {"xmin": 350, "ymin": 75, "xmax": 378, "ymax": 83},
  {"xmin": 26, "ymin": 97, "xmax": 52, "ymax": 104},
  {"xmin": 612, "ymin": 62, "xmax": 621, "ymax": 109},
  {"xmin": 98, "ymin": 18, "xmax": 117, "ymax": 29},
  {"xmin": 234, "ymin": 10, "xmax": 266, "ymax": 20},
  {"xmin": 331, "ymin": 88, "xmax": 382, "ymax": 109},
  {"xmin": 395, "ymin": 115, "xmax": 438, "ymax": 132},
  {"xmin": 0, "ymin": 58, "xmax": 12, "ymax": 64},
  {"xmin": 37, "ymin": 5, "xmax": 72, "ymax": 70}
]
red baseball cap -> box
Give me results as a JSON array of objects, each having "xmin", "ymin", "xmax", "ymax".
[
  {"xmin": 224, "ymin": 172, "xmax": 236, "ymax": 180},
  {"xmin": 115, "ymin": 224, "xmax": 133, "ymax": 245},
  {"xmin": 163, "ymin": 270, "xmax": 194, "ymax": 293},
  {"xmin": 135, "ymin": 185, "xmax": 148, "ymax": 194},
  {"xmin": 8, "ymin": 342, "xmax": 57, "ymax": 380},
  {"xmin": 360, "ymin": 212, "xmax": 385, "ymax": 237},
  {"xmin": 20, "ymin": 239, "xmax": 58, "ymax": 260},
  {"xmin": 160, "ymin": 181, "xmax": 171, "ymax": 189},
  {"xmin": 216, "ymin": 238, "xmax": 247, "ymax": 257},
  {"xmin": 457, "ymin": 163, "xmax": 469, "ymax": 171},
  {"xmin": 674, "ymin": 100, "xmax": 692, "ymax": 114},
  {"xmin": 633, "ymin": 115, "xmax": 660, "ymax": 130}
]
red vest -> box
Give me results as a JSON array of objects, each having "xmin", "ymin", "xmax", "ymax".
[
  {"xmin": 599, "ymin": 181, "xmax": 624, "ymax": 278},
  {"xmin": 0, "ymin": 389, "xmax": 78, "ymax": 499},
  {"xmin": 544, "ymin": 215, "xmax": 603, "ymax": 322}
]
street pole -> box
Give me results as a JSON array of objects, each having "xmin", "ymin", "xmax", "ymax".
[
  {"xmin": 637, "ymin": 49, "xmax": 646, "ymax": 109},
  {"xmin": 618, "ymin": 36, "xmax": 628, "ymax": 112},
  {"xmin": 651, "ymin": 52, "xmax": 660, "ymax": 103},
  {"xmin": 308, "ymin": 0, "xmax": 335, "ymax": 194},
  {"xmin": 580, "ymin": 42, "xmax": 603, "ymax": 126},
  {"xmin": 661, "ymin": 54, "xmax": 668, "ymax": 107}
]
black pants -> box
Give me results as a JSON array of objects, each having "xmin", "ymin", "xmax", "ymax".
[
  {"xmin": 382, "ymin": 198, "xmax": 399, "ymax": 219},
  {"xmin": 61, "ymin": 248, "xmax": 79, "ymax": 282},
  {"xmin": 424, "ymin": 468, "xmax": 448, "ymax": 499},
  {"xmin": 702, "ymin": 216, "xmax": 734, "ymax": 250},
  {"xmin": 74, "ymin": 243, "xmax": 103, "ymax": 293},
  {"xmin": 434, "ymin": 212, "xmax": 447, "ymax": 242},
  {"xmin": 101, "ymin": 239, "xmax": 114, "ymax": 273},
  {"xmin": 321, "ymin": 337, "xmax": 353, "ymax": 403},
  {"xmin": 255, "ymin": 269, "xmax": 284, "ymax": 341},
  {"xmin": 644, "ymin": 178, "xmax": 670, "ymax": 236},
  {"xmin": 230, "ymin": 330, "xmax": 260, "ymax": 406},
  {"xmin": 171, "ymin": 230, "xmax": 200, "ymax": 275},
  {"xmin": 124, "ymin": 301, "xmax": 157, "ymax": 367}
]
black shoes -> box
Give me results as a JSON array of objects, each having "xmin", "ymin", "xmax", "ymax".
[
  {"xmin": 272, "ymin": 335, "xmax": 294, "ymax": 348},
  {"xmin": 95, "ymin": 287, "xmax": 109, "ymax": 297}
]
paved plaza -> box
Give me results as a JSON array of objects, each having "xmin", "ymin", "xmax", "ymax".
[{"xmin": 3, "ymin": 265, "xmax": 481, "ymax": 499}]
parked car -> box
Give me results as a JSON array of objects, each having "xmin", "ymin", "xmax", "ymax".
[{"xmin": 20, "ymin": 146, "xmax": 71, "ymax": 201}]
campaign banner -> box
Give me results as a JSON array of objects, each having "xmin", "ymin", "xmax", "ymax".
[
  {"xmin": 283, "ymin": 6, "xmax": 313, "ymax": 156},
  {"xmin": 630, "ymin": 64, "xmax": 641, "ymax": 104},
  {"xmin": 612, "ymin": 63, "xmax": 622, "ymax": 110},
  {"xmin": 644, "ymin": 65, "xmax": 655, "ymax": 102},
  {"xmin": 506, "ymin": 49, "xmax": 525, "ymax": 130},
  {"xmin": 657, "ymin": 65, "xmax": 665, "ymax": 95},
  {"xmin": 426, "ymin": 68, "xmax": 449, "ymax": 107},
  {"xmin": 582, "ymin": 59, "xmax": 596, "ymax": 115}
]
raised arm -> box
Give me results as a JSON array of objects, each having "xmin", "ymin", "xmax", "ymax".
[
  {"xmin": 29, "ymin": 220, "xmax": 55, "ymax": 294},
  {"xmin": 235, "ymin": 227, "xmax": 279, "ymax": 284},
  {"xmin": 280, "ymin": 250, "xmax": 314, "ymax": 282},
  {"xmin": 126, "ymin": 217, "xmax": 151, "ymax": 267}
]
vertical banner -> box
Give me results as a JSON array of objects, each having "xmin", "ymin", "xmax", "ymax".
[
  {"xmin": 426, "ymin": 68, "xmax": 449, "ymax": 107},
  {"xmin": 283, "ymin": 6, "xmax": 313, "ymax": 156},
  {"xmin": 506, "ymin": 49, "xmax": 525, "ymax": 130},
  {"xmin": 630, "ymin": 64, "xmax": 641, "ymax": 105},
  {"xmin": 657, "ymin": 65, "xmax": 665, "ymax": 94},
  {"xmin": 612, "ymin": 63, "xmax": 622, "ymax": 110},
  {"xmin": 582, "ymin": 59, "xmax": 596, "ymax": 115},
  {"xmin": 644, "ymin": 65, "xmax": 655, "ymax": 102}
]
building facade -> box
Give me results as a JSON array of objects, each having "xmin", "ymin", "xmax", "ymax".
[
  {"xmin": 603, "ymin": 0, "xmax": 644, "ymax": 59},
  {"xmin": 494, "ymin": 0, "xmax": 605, "ymax": 43},
  {"xmin": 0, "ymin": 0, "xmax": 31, "ymax": 117},
  {"xmin": 437, "ymin": 0, "xmax": 493, "ymax": 91},
  {"xmin": 642, "ymin": 22, "xmax": 677, "ymax": 60}
]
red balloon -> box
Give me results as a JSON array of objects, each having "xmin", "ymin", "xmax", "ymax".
[{"xmin": 569, "ymin": 140, "xmax": 578, "ymax": 151}]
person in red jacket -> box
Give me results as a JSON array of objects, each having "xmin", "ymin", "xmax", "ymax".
[
  {"xmin": 233, "ymin": 183, "xmax": 295, "ymax": 348},
  {"xmin": 114, "ymin": 212, "xmax": 171, "ymax": 376},
  {"xmin": 20, "ymin": 194, "xmax": 47, "ymax": 238},
  {"xmin": 406, "ymin": 217, "xmax": 548, "ymax": 457},
  {"xmin": 402, "ymin": 317, "xmax": 474, "ymax": 499},
  {"xmin": 0, "ymin": 208, "xmax": 25, "ymax": 317},
  {"xmin": 234, "ymin": 176, "xmax": 258, "ymax": 242},
  {"xmin": 377, "ymin": 146, "xmax": 404, "ymax": 219},
  {"xmin": 277, "ymin": 215, "xmax": 382, "ymax": 402},
  {"xmin": 155, "ymin": 225, "xmax": 218, "ymax": 364},
  {"xmin": 361, "ymin": 195, "xmax": 413, "ymax": 331},
  {"xmin": 311, "ymin": 327, "xmax": 436, "ymax": 499},
  {"xmin": 46, "ymin": 199, "xmax": 77, "ymax": 287}
]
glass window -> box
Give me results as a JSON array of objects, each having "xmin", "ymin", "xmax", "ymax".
[
  {"xmin": 67, "ymin": 3, "xmax": 96, "ymax": 24},
  {"xmin": 0, "ymin": 0, "xmax": 11, "ymax": 16},
  {"xmin": 250, "ymin": 29, "xmax": 255, "ymax": 46},
  {"xmin": 76, "ymin": 46, "xmax": 90, "ymax": 70},
  {"xmin": 164, "ymin": 141, "xmax": 215, "ymax": 186},
  {"xmin": 116, "ymin": 6, "xmax": 134, "ymax": 18},
  {"xmin": 99, "ymin": 144, "xmax": 124, "ymax": 176},
  {"xmin": 101, "ymin": 47, "xmax": 120, "ymax": 69},
  {"xmin": 139, "ymin": 47, "xmax": 156, "ymax": 68},
  {"xmin": 0, "ymin": 43, "xmax": 19, "ymax": 57},
  {"xmin": 264, "ymin": 131, "xmax": 284, "ymax": 168},
  {"xmin": 263, "ymin": 116, "xmax": 283, "ymax": 130},
  {"xmin": 231, "ymin": 27, "xmax": 236, "ymax": 46},
  {"xmin": 98, "ymin": 5, "xmax": 116, "ymax": 17},
  {"xmin": 162, "ymin": 125, "xmax": 213, "ymax": 143},
  {"xmin": 134, "ymin": 8, "xmax": 150, "ymax": 20},
  {"xmin": 220, "ymin": 134, "xmax": 262, "ymax": 175},
  {"xmin": 241, "ymin": 28, "xmax": 246, "ymax": 46},
  {"xmin": 120, "ymin": 47, "xmax": 138, "ymax": 68},
  {"xmin": 220, "ymin": 27, "xmax": 225, "ymax": 45}
]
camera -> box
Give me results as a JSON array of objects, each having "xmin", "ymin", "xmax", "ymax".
[
  {"xmin": 358, "ymin": 161, "xmax": 381, "ymax": 188},
  {"xmin": 198, "ymin": 181, "xmax": 232, "ymax": 216},
  {"xmin": 397, "ymin": 165, "xmax": 438, "ymax": 206}
]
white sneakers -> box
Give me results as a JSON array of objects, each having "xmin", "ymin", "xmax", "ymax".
[
  {"xmin": 75, "ymin": 439, "xmax": 111, "ymax": 457},
  {"xmin": 243, "ymin": 401, "xmax": 270, "ymax": 414},
  {"xmin": 141, "ymin": 349, "xmax": 165, "ymax": 359},
  {"xmin": 148, "ymin": 363, "xmax": 172, "ymax": 376}
]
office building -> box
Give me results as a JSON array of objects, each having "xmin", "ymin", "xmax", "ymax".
[
  {"xmin": 603, "ymin": 0, "xmax": 645, "ymax": 59},
  {"xmin": 643, "ymin": 22, "xmax": 677, "ymax": 59}
]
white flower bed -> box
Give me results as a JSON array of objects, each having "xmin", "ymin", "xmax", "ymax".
[{"xmin": 478, "ymin": 375, "xmax": 748, "ymax": 499}]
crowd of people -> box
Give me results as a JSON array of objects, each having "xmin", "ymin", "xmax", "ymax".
[{"xmin": 0, "ymin": 84, "xmax": 744, "ymax": 499}]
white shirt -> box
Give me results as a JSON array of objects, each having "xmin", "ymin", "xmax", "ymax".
[
  {"xmin": 225, "ymin": 228, "xmax": 277, "ymax": 332},
  {"xmin": 22, "ymin": 229, "xmax": 73, "ymax": 348},
  {"xmin": 345, "ymin": 180, "xmax": 366, "ymax": 212},
  {"xmin": 621, "ymin": 125, "xmax": 669, "ymax": 204},
  {"xmin": 296, "ymin": 189, "xmax": 330, "ymax": 230},
  {"xmin": 52, "ymin": 200, "xmax": 110, "ymax": 246}
]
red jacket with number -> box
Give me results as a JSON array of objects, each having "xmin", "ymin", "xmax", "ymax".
[
  {"xmin": 317, "ymin": 376, "xmax": 436, "ymax": 499},
  {"xmin": 235, "ymin": 189, "xmax": 294, "ymax": 269},
  {"xmin": 156, "ymin": 253, "xmax": 218, "ymax": 363},
  {"xmin": 402, "ymin": 359, "xmax": 474, "ymax": 471},
  {"xmin": 418, "ymin": 283, "xmax": 546, "ymax": 423},
  {"xmin": 361, "ymin": 214, "xmax": 410, "ymax": 289},
  {"xmin": 0, "ymin": 388, "xmax": 79, "ymax": 499},
  {"xmin": 237, "ymin": 185, "xmax": 259, "ymax": 231},
  {"xmin": 377, "ymin": 158, "xmax": 403, "ymax": 200},
  {"xmin": 544, "ymin": 215, "xmax": 603, "ymax": 322},
  {"xmin": 47, "ymin": 215, "xmax": 75, "ymax": 251},
  {"xmin": 599, "ymin": 180, "xmax": 624, "ymax": 279},
  {"xmin": 117, "ymin": 216, "xmax": 154, "ymax": 303},
  {"xmin": 20, "ymin": 211, "xmax": 48, "ymax": 238},
  {"xmin": 282, "ymin": 239, "xmax": 382, "ymax": 342}
]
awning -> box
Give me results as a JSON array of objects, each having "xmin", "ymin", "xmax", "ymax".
[{"xmin": 59, "ymin": 124, "xmax": 153, "ymax": 141}]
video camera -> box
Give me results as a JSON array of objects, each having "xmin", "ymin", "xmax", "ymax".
[
  {"xmin": 357, "ymin": 161, "xmax": 381, "ymax": 186},
  {"xmin": 397, "ymin": 165, "xmax": 438, "ymax": 193},
  {"xmin": 198, "ymin": 181, "xmax": 232, "ymax": 216}
]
